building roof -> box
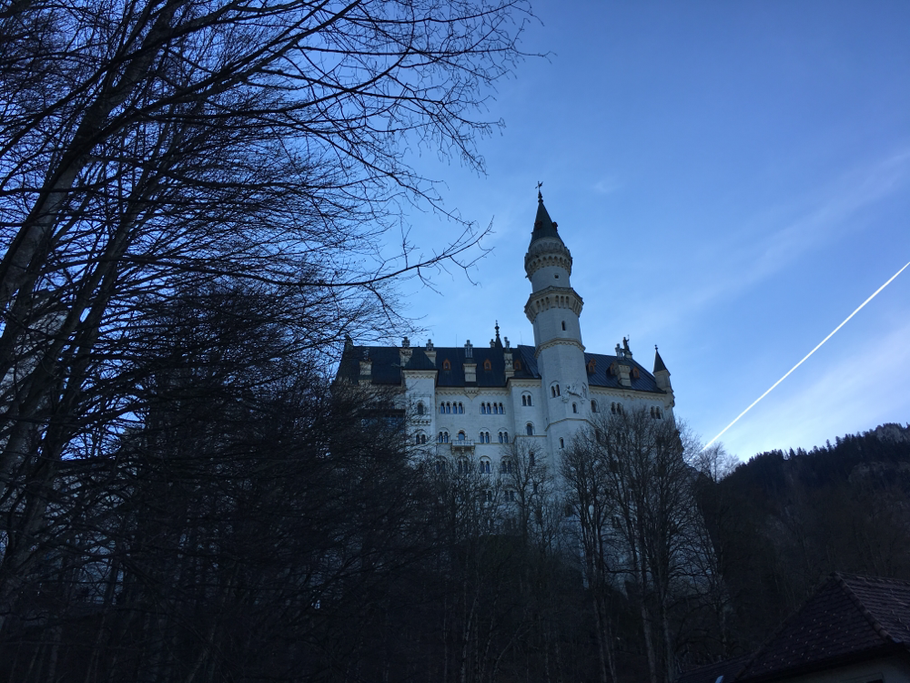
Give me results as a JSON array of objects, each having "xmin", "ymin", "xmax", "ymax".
[
  {"xmin": 337, "ymin": 342, "xmax": 667, "ymax": 395},
  {"xmin": 529, "ymin": 192, "xmax": 563, "ymax": 245},
  {"xmin": 654, "ymin": 347, "xmax": 668, "ymax": 374},
  {"xmin": 736, "ymin": 573, "xmax": 910, "ymax": 682}
]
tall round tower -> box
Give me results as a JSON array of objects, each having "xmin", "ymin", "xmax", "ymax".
[{"xmin": 524, "ymin": 192, "xmax": 590, "ymax": 462}]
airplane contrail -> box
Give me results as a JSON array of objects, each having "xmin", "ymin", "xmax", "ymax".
[{"xmin": 704, "ymin": 259, "xmax": 910, "ymax": 450}]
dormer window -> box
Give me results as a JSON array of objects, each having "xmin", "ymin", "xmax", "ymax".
[
  {"xmin": 483, "ymin": 359, "xmax": 492, "ymax": 371},
  {"xmin": 442, "ymin": 358, "xmax": 451, "ymax": 371},
  {"xmin": 514, "ymin": 359, "xmax": 522, "ymax": 371}
]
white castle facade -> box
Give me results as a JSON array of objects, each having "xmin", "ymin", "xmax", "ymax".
[{"xmin": 338, "ymin": 193, "xmax": 675, "ymax": 478}]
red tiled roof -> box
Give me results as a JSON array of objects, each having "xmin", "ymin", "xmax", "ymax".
[{"xmin": 737, "ymin": 574, "xmax": 910, "ymax": 681}]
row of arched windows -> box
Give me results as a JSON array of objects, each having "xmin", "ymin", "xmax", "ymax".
[
  {"xmin": 481, "ymin": 402, "xmax": 504, "ymax": 414},
  {"xmin": 550, "ymin": 384, "xmax": 561, "ymax": 398},
  {"xmin": 440, "ymin": 402, "xmax": 464, "ymax": 414},
  {"xmin": 431, "ymin": 430, "xmax": 510, "ymax": 444},
  {"xmin": 650, "ymin": 406, "xmax": 663, "ymax": 419},
  {"xmin": 610, "ymin": 402, "xmax": 624, "ymax": 415}
]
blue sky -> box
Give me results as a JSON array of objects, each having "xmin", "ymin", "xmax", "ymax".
[{"xmin": 394, "ymin": 1, "xmax": 910, "ymax": 462}]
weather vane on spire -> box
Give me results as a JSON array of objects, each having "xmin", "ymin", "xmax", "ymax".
[{"xmin": 536, "ymin": 180, "xmax": 543, "ymax": 201}]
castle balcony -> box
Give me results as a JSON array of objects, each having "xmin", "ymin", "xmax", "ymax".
[{"xmin": 450, "ymin": 439, "xmax": 475, "ymax": 454}]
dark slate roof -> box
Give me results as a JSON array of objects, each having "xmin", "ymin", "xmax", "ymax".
[
  {"xmin": 337, "ymin": 343, "xmax": 666, "ymax": 394},
  {"xmin": 737, "ymin": 574, "xmax": 910, "ymax": 682},
  {"xmin": 529, "ymin": 194, "xmax": 563, "ymax": 245},
  {"xmin": 654, "ymin": 348, "xmax": 668, "ymax": 374}
]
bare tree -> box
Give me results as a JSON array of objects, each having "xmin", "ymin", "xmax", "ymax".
[
  {"xmin": 564, "ymin": 407, "xmax": 707, "ymax": 683},
  {"xmin": 0, "ymin": 0, "xmax": 533, "ymax": 627}
]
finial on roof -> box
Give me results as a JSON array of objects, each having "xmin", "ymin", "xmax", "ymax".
[
  {"xmin": 536, "ymin": 180, "xmax": 543, "ymax": 203},
  {"xmin": 494, "ymin": 320, "xmax": 502, "ymax": 347},
  {"xmin": 464, "ymin": 339, "xmax": 473, "ymax": 358}
]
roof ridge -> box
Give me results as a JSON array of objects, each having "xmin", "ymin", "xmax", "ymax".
[
  {"xmin": 733, "ymin": 574, "xmax": 841, "ymax": 680},
  {"xmin": 835, "ymin": 572, "xmax": 899, "ymax": 644}
]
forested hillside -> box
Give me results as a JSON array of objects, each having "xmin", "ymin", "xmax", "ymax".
[{"xmin": 698, "ymin": 423, "xmax": 910, "ymax": 655}]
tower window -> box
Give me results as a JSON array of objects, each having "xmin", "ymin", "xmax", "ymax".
[
  {"xmin": 559, "ymin": 438, "xmax": 565, "ymax": 448},
  {"xmin": 479, "ymin": 459, "xmax": 491, "ymax": 474},
  {"xmin": 417, "ymin": 402, "xmax": 425, "ymax": 415},
  {"xmin": 458, "ymin": 402, "xmax": 464, "ymax": 414},
  {"xmin": 484, "ymin": 359, "xmax": 492, "ymax": 371},
  {"xmin": 514, "ymin": 360, "xmax": 522, "ymax": 371},
  {"xmin": 572, "ymin": 403, "xmax": 577, "ymax": 414},
  {"xmin": 442, "ymin": 359, "xmax": 451, "ymax": 370},
  {"xmin": 502, "ymin": 458, "xmax": 513, "ymax": 475},
  {"xmin": 591, "ymin": 400, "xmax": 598, "ymax": 413},
  {"xmin": 522, "ymin": 393, "xmax": 532, "ymax": 407},
  {"xmin": 526, "ymin": 423, "xmax": 534, "ymax": 436},
  {"xmin": 561, "ymin": 321, "xmax": 566, "ymax": 331}
]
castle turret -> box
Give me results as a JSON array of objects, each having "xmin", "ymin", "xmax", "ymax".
[
  {"xmin": 653, "ymin": 346, "xmax": 671, "ymax": 392},
  {"xmin": 523, "ymin": 191, "xmax": 589, "ymax": 460}
]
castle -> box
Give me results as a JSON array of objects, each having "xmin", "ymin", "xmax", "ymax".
[{"xmin": 337, "ymin": 192, "xmax": 675, "ymax": 476}]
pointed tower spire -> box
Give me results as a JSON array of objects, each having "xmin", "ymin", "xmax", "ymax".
[
  {"xmin": 530, "ymin": 187, "xmax": 562, "ymax": 245},
  {"xmin": 653, "ymin": 345, "xmax": 672, "ymax": 392},
  {"xmin": 494, "ymin": 321, "xmax": 502, "ymax": 348},
  {"xmin": 653, "ymin": 345, "xmax": 668, "ymax": 373}
]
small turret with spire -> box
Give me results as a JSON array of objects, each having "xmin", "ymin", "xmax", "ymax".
[{"xmin": 653, "ymin": 345, "xmax": 672, "ymax": 391}]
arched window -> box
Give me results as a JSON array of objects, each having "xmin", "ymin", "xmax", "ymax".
[
  {"xmin": 417, "ymin": 402, "xmax": 425, "ymax": 415},
  {"xmin": 572, "ymin": 403, "xmax": 578, "ymax": 413},
  {"xmin": 458, "ymin": 402, "xmax": 464, "ymax": 414},
  {"xmin": 440, "ymin": 404, "xmax": 445, "ymax": 414},
  {"xmin": 502, "ymin": 458, "xmax": 513, "ymax": 475},
  {"xmin": 522, "ymin": 393, "xmax": 532, "ymax": 406},
  {"xmin": 442, "ymin": 359, "xmax": 451, "ymax": 370},
  {"xmin": 505, "ymin": 489, "xmax": 516, "ymax": 502},
  {"xmin": 503, "ymin": 431, "xmax": 509, "ymax": 443},
  {"xmin": 559, "ymin": 438, "xmax": 565, "ymax": 449},
  {"xmin": 591, "ymin": 400, "xmax": 598, "ymax": 413},
  {"xmin": 458, "ymin": 458, "xmax": 470, "ymax": 474},
  {"xmin": 438, "ymin": 431, "xmax": 449, "ymax": 443},
  {"xmin": 526, "ymin": 423, "xmax": 534, "ymax": 436},
  {"xmin": 498, "ymin": 402, "xmax": 504, "ymax": 414},
  {"xmin": 514, "ymin": 359, "xmax": 522, "ymax": 371},
  {"xmin": 611, "ymin": 402, "xmax": 617, "ymax": 415},
  {"xmin": 561, "ymin": 321, "xmax": 566, "ymax": 331},
  {"xmin": 498, "ymin": 431, "xmax": 504, "ymax": 444},
  {"xmin": 483, "ymin": 489, "xmax": 493, "ymax": 502},
  {"xmin": 480, "ymin": 458, "xmax": 491, "ymax": 474},
  {"xmin": 446, "ymin": 402, "xmax": 451, "ymax": 414},
  {"xmin": 483, "ymin": 359, "xmax": 492, "ymax": 371},
  {"xmin": 457, "ymin": 431, "xmax": 466, "ymax": 441}
]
